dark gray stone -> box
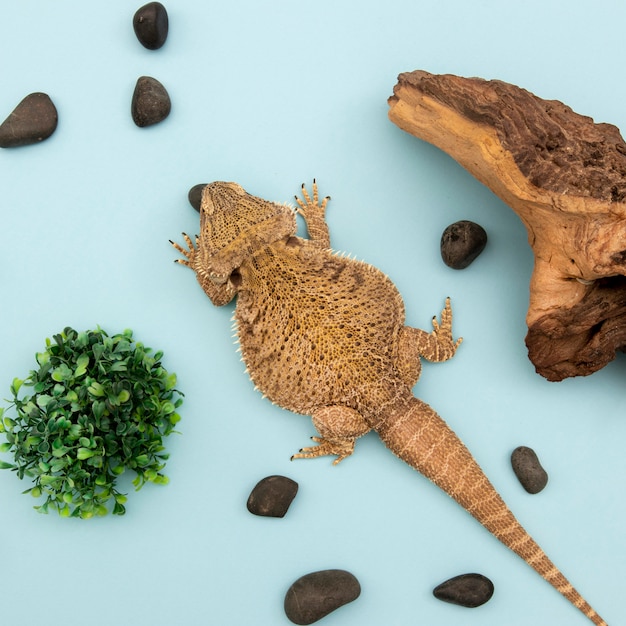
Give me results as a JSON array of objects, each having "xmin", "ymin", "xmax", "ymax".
[
  {"xmin": 511, "ymin": 446, "xmax": 548, "ymax": 494},
  {"xmin": 188, "ymin": 184, "xmax": 207, "ymax": 212},
  {"xmin": 246, "ymin": 475, "xmax": 298, "ymax": 518},
  {"xmin": 131, "ymin": 76, "xmax": 171, "ymax": 127},
  {"xmin": 284, "ymin": 569, "xmax": 361, "ymax": 624},
  {"xmin": 440, "ymin": 220, "xmax": 488, "ymax": 269},
  {"xmin": 433, "ymin": 573, "xmax": 494, "ymax": 608},
  {"xmin": 133, "ymin": 2, "xmax": 169, "ymax": 50},
  {"xmin": 0, "ymin": 92, "xmax": 58, "ymax": 148}
]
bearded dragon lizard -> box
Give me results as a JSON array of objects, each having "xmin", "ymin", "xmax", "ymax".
[{"xmin": 171, "ymin": 181, "xmax": 607, "ymax": 625}]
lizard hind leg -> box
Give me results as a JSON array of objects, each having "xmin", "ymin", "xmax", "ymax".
[{"xmin": 291, "ymin": 405, "xmax": 371, "ymax": 465}]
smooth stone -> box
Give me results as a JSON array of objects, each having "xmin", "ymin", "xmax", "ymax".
[
  {"xmin": 188, "ymin": 184, "xmax": 207, "ymax": 212},
  {"xmin": 246, "ymin": 475, "xmax": 298, "ymax": 517},
  {"xmin": 0, "ymin": 92, "xmax": 58, "ymax": 148},
  {"xmin": 131, "ymin": 76, "xmax": 171, "ymax": 127},
  {"xmin": 433, "ymin": 573, "xmax": 494, "ymax": 608},
  {"xmin": 440, "ymin": 220, "xmax": 488, "ymax": 269},
  {"xmin": 133, "ymin": 2, "xmax": 169, "ymax": 50},
  {"xmin": 284, "ymin": 569, "xmax": 361, "ymax": 625},
  {"xmin": 511, "ymin": 446, "xmax": 549, "ymax": 494}
]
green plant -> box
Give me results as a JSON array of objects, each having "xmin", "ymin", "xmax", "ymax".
[{"xmin": 0, "ymin": 327, "xmax": 182, "ymax": 518}]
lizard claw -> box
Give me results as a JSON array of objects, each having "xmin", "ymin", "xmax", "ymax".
[
  {"xmin": 170, "ymin": 232, "xmax": 197, "ymax": 267},
  {"xmin": 295, "ymin": 181, "xmax": 330, "ymax": 217},
  {"xmin": 291, "ymin": 436, "xmax": 354, "ymax": 465},
  {"xmin": 431, "ymin": 297, "xmax": 463, "ymax": 353},
  {"xmin": 294, "ymin": 181, "xmax": 331, "ymax": 248}
]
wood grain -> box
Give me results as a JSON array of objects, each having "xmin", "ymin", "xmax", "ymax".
[{"xmin": 389, "ymin": 70, "xmax": 626, "ymax": 380}]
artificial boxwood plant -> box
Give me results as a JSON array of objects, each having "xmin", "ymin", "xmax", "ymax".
[{"xmin": 0, "ymin": 327, "xmax": 182, "ymax": 518}]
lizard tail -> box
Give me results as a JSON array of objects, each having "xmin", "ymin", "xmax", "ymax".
[{"xmin": 376, "ymin": 395, "xmax": 607, "ymax": 626}]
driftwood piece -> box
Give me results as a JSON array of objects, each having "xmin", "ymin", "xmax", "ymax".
[{"xmin": 388, "ymin": 70, "xmax": 626, "ymax": 381}]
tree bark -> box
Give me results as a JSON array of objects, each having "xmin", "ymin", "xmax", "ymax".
[{"xmin": 388, "ymin": 70, "xmax": 626, "ymax": 381}]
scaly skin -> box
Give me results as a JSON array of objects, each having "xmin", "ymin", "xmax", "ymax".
[{"xmin": 171, "ymin": 181, "xmax": 607, "ymax": 625}]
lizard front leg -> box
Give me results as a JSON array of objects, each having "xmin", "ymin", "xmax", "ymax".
[
  {"xmin": 292, "ymin": 405, "xmax": 371, "ymax": 465},
  {"xmin": 170, "ymin": 233, "xmax": 237, "ymax": 306},
  {"xmin": 295, "ymin": 180, "xmax": 331, "ymax": 249},
  {"xmin": 396, "ymin": 297, "xmax": 463, "ymax": 387}
]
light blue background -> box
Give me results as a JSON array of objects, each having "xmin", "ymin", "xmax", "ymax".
[{"xmin": 1, "ymin": 1, "xmax": 624, "ymax": 625}]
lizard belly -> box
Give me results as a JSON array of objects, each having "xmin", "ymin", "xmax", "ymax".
[{"xmin": 234, "ymin": 246, "xmax": 406, "ymax": 416}]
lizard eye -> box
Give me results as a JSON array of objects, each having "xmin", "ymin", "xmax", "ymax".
[{"xmin": 208, "ymin": 273, "xmax": 229, "ymax": 286}]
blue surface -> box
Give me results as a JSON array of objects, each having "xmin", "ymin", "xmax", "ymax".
[{"xmin": 1, "ymin": 1, "xmax": 624, "ymax": 625}]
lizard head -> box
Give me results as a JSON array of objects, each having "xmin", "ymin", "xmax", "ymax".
[{"xmin": 198, "ymin": 182, "xmax": 297, "ymax": 280}]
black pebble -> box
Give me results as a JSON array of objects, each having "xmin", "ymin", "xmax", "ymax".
[
  {"xmin": 511, "ymin": 446, "xmax": 548, "ymax": 494},
  {"xmin": 246, "ymin": 475, "xmax": 298, "ymax": 518},
  {"xmin": 0, "ymin": 92, "xmax": 58, "ymax": 148},
  {"xmin": 440, "ymin": 220, "xmax": 488, "ymax": 269},
  {"xmin": 133, "ymin": 2, "xmax": 169, "ymax": 50},
  {"xmin": 433, "ymin": 573, "xmax": 494, "ymax": 608},
  {"xmin": 131, "ymin": 76, "xmax": 171, "ymax": 127},
  {"xmin": 188, "ymin": 184, "xmax": 207, "ymax": 212},
  {"xmin": 284, "ymin": 569, "xmax": 361, "ymax": 625}
]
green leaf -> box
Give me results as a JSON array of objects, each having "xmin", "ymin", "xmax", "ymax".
[
  {"xmin": 10, "ymin": 377, "xmax": 24, "ymax": 396},
  {"xmin": 36, "ymin": 350, "xmax": 50, "ymax": 367},
  {"xmin": 35, "ymin": 393, "xmax": 52, "ymax": 409},
  {"xmin": 75, "ymin": 331, "xmax": 89, "ymax": 348},
  {"xmin": 109, "ymin": 361, "xmax": 128, "ymax": 373},
  {"xmin": 51, "ymin": 445, "xmax": 69, "ymax": 458},
  {"xmin": 74, "ymin": 353, "xmax": 89, "ymax": 378},
  {"xmin": 87, "ymin": 382, "xmax": 105, "ymax": 397},
  {"xmin": 50, "ymin": 459, "xmax": 67, "ymax": 473},
  {"xmin": 161, "ymin": 402, "xmax": 175, "ymax": 415},
  {"xmin": 92, "ymin": 401, "xmax": 106, "ymax": 421},
  {"xmin": 76, "ymin": 448, "xmax": 95, "ymax": 460},
  {"xmin": 24, "ymin": 436, "xmax": 42, "ymax": 448},
  {"xmin": 134, "ymin": 454, "xmax": 150, "ymax": 467},
  {"xmin": 0, "ymin": 461, "xmax": 15, "ymax": 470},
  {"xmin": 0, "ymin": 442, "xmax": 12, "ymax": 453},
  {"xmin": 51, "ymin": 363, "xmax": 73, "ymax": 383},
  {"xmin": 4, "ymin": 417, "xmax": 17, "ymax": 431},
  {"xmin": 39, "ymin": 474, "xmax": 60, "ymax": 486}
]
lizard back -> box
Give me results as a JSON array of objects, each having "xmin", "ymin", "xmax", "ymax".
[{"xmin": 235, "ymin": 237, "xmax": 406, "ymax": 416}]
